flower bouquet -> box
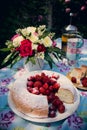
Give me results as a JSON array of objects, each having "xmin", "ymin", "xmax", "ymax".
[{"xmin": 0, "ymin": 25, "xmax": 65, "ymax": 69}]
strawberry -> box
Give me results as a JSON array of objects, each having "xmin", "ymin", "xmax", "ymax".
[
  {"xmin": 27, "ymin": 81, "xmax": 34, "ymax": 87},
  {"xmin": 49, "ymin": 104, "xmax": 57, "ymax": 111},
  {"xmin": 35, "ymin": 74, "xmax": 42, "ymax": 81},
  {"xmin": 34, "ymin": 81, "xmax": 42, "ymax": 88},
  {"xmin": 81, "ymin": 77, "xmax": 87, "ymax": 87},
  {"xmin": 52, "ymin": 99, "xmax": 61, "ymax": 107},
  {"xmin": 58, "ymin": 104, "xmax": 65, "ymax": 113},
  {"xmin": 47, "ymin": 93, "xmax": 55, "ymax": 103},
  {"xmin": 39, "ymin": 87, "xmax": 45, "ymax": 94},
  {"xmin": 28, "ymin": 76, "xmax": 35, "ymax": 81},
  {"xmin": 50, "ymin": 79, "xmax": 56, "ymax": 85},
  {"xmin": 43, "ymin": 83, "xmax": 49, "ymax": 89},
  {"xmin": 52, "ymin": 82, "xmax": 60, "ymax": 92},
  {"xmin": 71, "ymin": 77, "xmax": 77, "ymax": 83},
  {"xmin": 49, "ymin": 85, "xmax": 54, "ymax": 92},
  {"xmin": 48, "ymin": 110, "xmax": 56, "ymax": 118},
  {"xmin": 45, "ymin": 89, "xmax": 50, "ymax": 96},
  {"xmin": 32, "ymin": 88, "xmax": 40, "ymax": 95}
]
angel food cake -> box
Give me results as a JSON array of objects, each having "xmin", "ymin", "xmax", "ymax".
[{"xmin": 10, "ymin": 71, "xmax": 74, "ymax": 118}]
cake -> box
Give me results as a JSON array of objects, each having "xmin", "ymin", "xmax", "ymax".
[
  {"xmin": 68, "ymin": 65, "xmax": 87, "ymax": 88},
  {"xmin": 69, "ymin": 68, "xmax": 83, "ymax": 83},
  {"xmin": 10, "ymin": 80, "xmax": 48, "ymax": 118},
  {"xmin": 10, "ymin": 71, "xmax": 74, "ymax": 118},
  {"xmin": 81, "ymin": 65, "xmax": 87, "ymax": 74},
  {"xmin": 56, "ymin": 88, "xmax": 74, "ymax": 104}
]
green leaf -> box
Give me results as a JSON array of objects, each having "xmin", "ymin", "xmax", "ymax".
[
  {"xmin": 10, "ymin": 56, "xmax": 22, "ymax": 68},
  {"xmin": 25, "ymin": 56, "xmax": 36, "ymax": 64},
  {"xmin": 1, "ymin": 52, "xmax": 19, "ymax": 67},
  {"xmin": 45, "ymin": 53, "xmax": 53, "ymax": 69},
  {"xmin": 0, "ymin": 48, "xmax": 10, "ymax": 52},
  {"xmin": 1, "ymin": 53, "xmax": 14, "ymax": 65}
]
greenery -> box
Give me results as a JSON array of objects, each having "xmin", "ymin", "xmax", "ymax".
[
  {"xmin": 0, "ymin": 25, "xmax": 65, "ymax": 69},
  {"xmin": 0, "ymin": 0, "xmax": 87, "ymax": 68}
]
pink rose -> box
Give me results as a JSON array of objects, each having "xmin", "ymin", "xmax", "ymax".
[{"xmin": 11, "ymin": 34, "xmax": 20, "ymax": 41}]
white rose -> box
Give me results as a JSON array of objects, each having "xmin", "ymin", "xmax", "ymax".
[
  {"xmin": 21, "ymin": 28, "xmax": 28, "ymax": 36},
  {"xmin": 42, "ymin": 36, "xmax": 52, "ymax": 47},
  {"xmin": 27, "ymin": 27, "xmax": 36, "ymax": 33},
  {"xmin": 13, "ymin": 36, "xmax": 24, "ymax": 47},
  {"xmin": 28, "ymin": 33, "xmax": 38, "ymax": 43},
  {"xmin": 21, "ymin": 27, "xmax": 36, "ymax": 36},
  {"xmin": 32, "ymin": 43, "xmax": 38, "ymax": 50}
]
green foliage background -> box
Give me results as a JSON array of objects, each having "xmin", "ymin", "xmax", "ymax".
[{"xmin": 0, "ymin": 0, "xmax": 87, "ymax": 67}]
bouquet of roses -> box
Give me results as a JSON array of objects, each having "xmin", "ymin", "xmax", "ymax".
[{"xmin": 0, "ymin": 25, "xmax": 65, "ymax": 68}]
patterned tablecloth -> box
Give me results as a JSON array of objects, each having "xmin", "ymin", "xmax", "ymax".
[{"xmin": 0, "ymin": 39, "xmax": 87, "ymax": 130}]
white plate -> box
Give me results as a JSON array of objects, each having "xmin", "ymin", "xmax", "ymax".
[{"xmin": 8, "ymin": 70, "xmax": 80, "ymax": 123}]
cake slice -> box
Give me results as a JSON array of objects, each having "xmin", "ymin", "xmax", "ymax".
[
  {"xmin": 56, "ymin": 88, "xmax": 74, "ymax": 104},
  {"xmin": 69, "ymin": 68, "xmax": 83, "ymax": 83},
  {"xmin": 81, "ymin": 65, "xmax": 87, "ymax": 74}
]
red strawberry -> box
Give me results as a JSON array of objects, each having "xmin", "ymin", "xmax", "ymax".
[
  {"xmin": 27, "ymin": 81, "xmax": 34, "ymax": 87},
  {"xmin": 58, "ymin": 104, "xmax": 65, "ymax": 113},
  {"xmin": 71, "ymin": 77, "xmax": 77, "ymax": 83},
  {"xmin": 39, "ymin": 87, "xmax": 45, "ymax": 94},
  {"xmin": 52, "ymin": 99, "xmax": 61, "ymax": 107},
  {"xmin": 47, "ymin": 93, "xmax": 55, "ymax": 103},
  {"xmin": 48, "ymin": 110, "xmax": 56, "ymax": 118},
  {"xmin": 81, "ymin": 77, "xmax": 87, "ymax": 87},
  {"xmin": 50, "ymin": 79, "xmax": 56, "ymax": 85},
  {"xmin": 45, "ymin": 89, "xmax": 50, "ymax": 96},
  {"xmin": 35, "ymin": 74, "xmax": 42, "ymax": 81},
  {"xmin": 28, "ymin": 76, "xmax": 35, "ymax": 81},
  {"xmin": 34, "ymin": 81, "xmax": 42, "ymax": 88},
  {"xmin": 32, "ymin": 88, "xmax": 40, "ymax": 95},
  {"xmin": 49, "ymin": 85, "xmax": 54, "ymax": 92},
  {"xmin": 43, "ymin": 83, "xmax": 49, "ymax": 89},
  {"xmin": 49, "ymin": 104, "xmax": 57, "ymax": 111},
  {"xmin": 53, "ymin": 83, "xmax": 60, "ymax": 92}
]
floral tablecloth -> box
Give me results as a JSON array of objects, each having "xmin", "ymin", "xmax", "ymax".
[{"xmin": 0, "ymin": 39, "xmax": 87, "ymax": 130}]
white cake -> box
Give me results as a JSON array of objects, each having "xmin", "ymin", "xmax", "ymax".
[{"xmin": 10, "ymin": 80, "xmax": 48, "ymax": 118}]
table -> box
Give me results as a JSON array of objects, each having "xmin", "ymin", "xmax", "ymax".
[{"xmin": 0, "ymin": 39, "xmax": 87, "ymax": 130}]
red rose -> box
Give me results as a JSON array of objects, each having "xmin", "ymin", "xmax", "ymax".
[
  {"xmin": 37, "ymin": 44, "xmax": 46, "ymax": 52},
  {"xmin": 17, "ymin": 39, "xmax": 33, "ymax": 57}
]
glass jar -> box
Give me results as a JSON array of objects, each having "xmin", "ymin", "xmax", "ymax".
[
  {"xmin": 61, "ymin": 24, "xmax": 78, "ymax": 52},
  {"xmin": 61, "ymin": 24, "xmax": 84, "ymax": 67}
]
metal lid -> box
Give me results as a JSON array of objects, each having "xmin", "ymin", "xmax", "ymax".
[{"xmin": 65, "ymin": 24, "xmax": 78, "ymax": 31}]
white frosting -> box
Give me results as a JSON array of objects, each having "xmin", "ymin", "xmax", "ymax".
[{"xmin": 12, "ymin": 80, "xmax": 48, "ymax": 109}]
